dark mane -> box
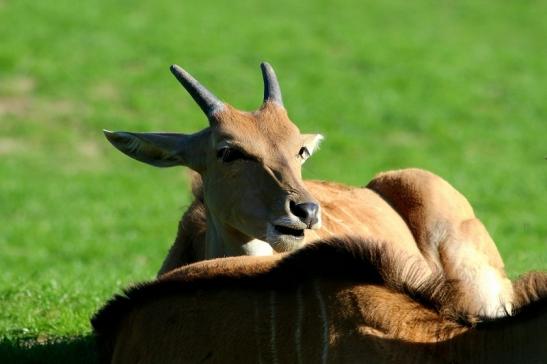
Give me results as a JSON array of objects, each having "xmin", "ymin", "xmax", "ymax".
[
  {"xmin": 512, "ymin": 271, "xmax": 547, "ymax": 308},
  {"xmin": 91, "ymin": 237, "xmax": 447, "ymax": 362}
]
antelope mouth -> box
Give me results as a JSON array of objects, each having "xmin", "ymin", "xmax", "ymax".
[
  {"xmin": 273, "ymin": 225, "xmax": 305, "ymax": 238},
  {"xmin": 267, "ymin": 221, "xmax": 307, "ymax": 252}
]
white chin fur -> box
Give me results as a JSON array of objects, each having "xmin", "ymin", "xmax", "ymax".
[{"xmin": 241, "ymin": 239, "xmax": 274, "ymax": 256}]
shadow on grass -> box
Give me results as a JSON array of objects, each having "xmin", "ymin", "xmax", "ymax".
[{"xmin": 0, "ymin": 335, "xmax": 97, "ymax": 364}]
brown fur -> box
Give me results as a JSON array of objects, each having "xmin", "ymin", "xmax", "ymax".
[
  {"xmin": 105, "ymin": 64, "xmax": 513, "ymax": 318},
  {"xmin": 367, "ymin": 168, "xmax": 506, "ymax": 273},
  {"xmin": 158, "ymin": 196, "xmax": 207, "ymax": 271},
  {"xmin": 160, "ymin": 169, "xmax": 514, "ymax": 317},
  {"xmin": 93, "ymin": 237, "xmax": 547, "ymax": 364},
  {"xmin": 160, "ymin": 176, "xmax": 427, "ymax": 276},
  {"xmin": 367, "ymin": 168, "xmax": 514, "ymax": 316},
  {"xmin": 510, "ymin": 270, "xmax": 547, "ymax": 312}
]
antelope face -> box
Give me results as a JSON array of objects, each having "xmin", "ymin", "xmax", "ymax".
[
  {"xmin": 105, "ymin": 63, "xmax": 323, "ymax": 253},
  {"xmin": 205, "ymin": 103, "xmax": 323, "ymax": 252}
]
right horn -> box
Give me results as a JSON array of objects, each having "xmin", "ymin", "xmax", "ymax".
[
  {"xmin": 170, "ymin": 64, "xmax": 224, "ymax": 117},
  {"xmin": 260, "ymin": 62, "xmax": 284, "ymax": 107}
]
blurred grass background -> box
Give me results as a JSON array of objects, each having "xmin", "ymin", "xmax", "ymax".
[{"xmin": 0, "ymin": 0, "xmax": 545, "ymax": 362}]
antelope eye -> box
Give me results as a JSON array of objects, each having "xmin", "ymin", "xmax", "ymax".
[
  {"xmin": 217, "ymin": 147, "xmax": 245, "ymax": 163},
  {"xmin": 298, "ymin": 146, "xmax": 310, "ymax": 159}
]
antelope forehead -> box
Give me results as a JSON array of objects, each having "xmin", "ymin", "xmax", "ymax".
[
  {"xmin": 213, "ymin": 129, "xmax": 301, "ymax": 153},
  {"xmin": 213, "ymin": 107, "xmax": 302, "ymax": 144}
]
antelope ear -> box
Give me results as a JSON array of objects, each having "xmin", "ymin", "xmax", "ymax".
[
  {"xmin": 103, "ymin": 130, "xmax": 207, "ymax": 170},
  {"xmin": 300, "ymin": 134, "xmax": 324, "ymax": 163}
]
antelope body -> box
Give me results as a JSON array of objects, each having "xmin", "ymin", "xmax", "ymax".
[
  {"xmin": 92, "ymin": 237, "xmax": 547, "ymax": 364},
  {"xmin": 105, "ymin": 63, "xmax": 512, "ymax": 317}
]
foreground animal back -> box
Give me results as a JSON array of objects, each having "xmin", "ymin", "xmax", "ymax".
[{"xmin": 92, "ymin": 237, "xmax": 547, "ymax": 364}]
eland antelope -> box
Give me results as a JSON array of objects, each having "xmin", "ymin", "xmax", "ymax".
[
  {"xmin": 92, "ymin": 237, "xmax": 547, "ymax": 364},
  {"xmin": 104, "ymin": 63, "xmax": 512, "ymax": 317}
]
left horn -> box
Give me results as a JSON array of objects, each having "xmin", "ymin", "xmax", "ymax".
[
  {"xmin": 260, "ymin": 62, "xmax": 284, "ymax": 106},
  {"xmin": 170, "ymin": 64, "xmax": 224, "ymax": 117}
]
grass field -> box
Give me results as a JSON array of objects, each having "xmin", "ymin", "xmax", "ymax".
[{"xmin": 1, "ymin": 0, "xmax": 546, "ymax": 362}]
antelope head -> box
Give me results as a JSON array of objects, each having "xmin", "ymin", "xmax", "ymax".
[{"xmin": 104, "ymin": 63, "xmax": 323, "ymax": 257}]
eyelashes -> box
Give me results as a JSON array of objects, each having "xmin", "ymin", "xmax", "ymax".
[{"xmin": 217, "ymin": 147, "xmax": 253, "ymax": 163}]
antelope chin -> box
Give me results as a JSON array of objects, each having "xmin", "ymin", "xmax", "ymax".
[{"xmin": 266, "ymin": 223, "xmax": 306, "ymax": 253}]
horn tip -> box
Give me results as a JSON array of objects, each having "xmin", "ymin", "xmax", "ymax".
[
  {"xmin": 260, "ymin": 61, "xmax": 272, "ymax": 71},
  {"xmin": 103, "ymin": 129, "xmax": 128, "ymax": 143},
  {"xmin": 170, "ymin": 64, "xmax": 184, "ymax": 76},
  {"xmin": 103, "ymin": 129, "xmax": 115, "ymax": 139},
  {"xmin": 260, "ymin": 61, "xmax": 283, "ymax": 106}
]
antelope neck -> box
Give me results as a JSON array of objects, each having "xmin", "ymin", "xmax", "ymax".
[{"xmin": 205, "ymin": 211, "xmax": 267, "ymax": 258}]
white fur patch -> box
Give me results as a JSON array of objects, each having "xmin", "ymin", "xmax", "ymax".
[
  {"xmin": 300, "ymin": 134, "xmax": 324, "ymax": 164},
  {"xmin": 443, "ymin": 243, "xmax": 513, "ymax": 318},
  {"xmin": 305, "ymin": 134, "xmax": 324, "ymax": 155},
  {"xmin": 241, "ymin": 239, "xmax": 274, "ymax": 256}
]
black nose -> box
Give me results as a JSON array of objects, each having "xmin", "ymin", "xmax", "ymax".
[{"xmin": 290, "ymin": 201, "xmax": 319, "ymax": 227}]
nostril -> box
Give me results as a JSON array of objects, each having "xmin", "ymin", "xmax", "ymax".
[
  {"xmin": 290, "ymin": 201, "xmax": 319, "ymax": 223},
  {"xmin": 289, "ymin": 200, "xmax": 298, "ymax": 216}
]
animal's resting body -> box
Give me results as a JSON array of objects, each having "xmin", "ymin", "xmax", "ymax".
[
  {"xmin": 163, "ymin": 169, "xmax": 513, "ymax": 317},
  {"xmin": 97, "ymin": 63, "xmax": 545, "ymax": 362},
  {"xmin": 105, "ymin": 62, "xmax": 513, "ymax": 317},
  {"xmin": 92, "ymin": 237, "xmax": 547, "ymax": 364}
]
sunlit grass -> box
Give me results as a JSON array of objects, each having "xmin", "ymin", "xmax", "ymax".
[{"xmin": 0, "ymin": 0, "xmax": 545, "ymax": 361}]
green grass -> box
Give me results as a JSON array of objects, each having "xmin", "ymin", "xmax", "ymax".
[{"xmin": 1, "ymin": 0, "xmax": 546, "ymax": 362}]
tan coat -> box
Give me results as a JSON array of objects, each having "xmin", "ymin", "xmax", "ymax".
[
  {"xmin": 104, "ymin": 63, "xmax": 513, "ymax": 318},
  {"xmin": 160, "ymin": 169, "xmax": 513, "ymax": 317}
]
